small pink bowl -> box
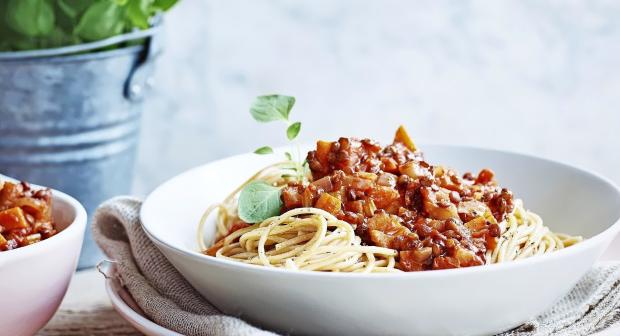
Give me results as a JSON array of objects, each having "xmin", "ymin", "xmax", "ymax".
[{"xmin": 0, "ymin": 187, "xmax": 87, "ymax": 336}]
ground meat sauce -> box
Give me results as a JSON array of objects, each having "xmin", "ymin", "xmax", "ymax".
[
  {"xmin": 282, "ymin": 127, "xmax": 514, "ymax": 271},
  {"xmin": 0, "ymin": 181, "xmax": 56, "ymax": 251}
]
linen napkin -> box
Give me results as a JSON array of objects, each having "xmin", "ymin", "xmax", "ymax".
[{"xmin": 93, "ymin": 196, "xmax": 620, "ymax": 336}]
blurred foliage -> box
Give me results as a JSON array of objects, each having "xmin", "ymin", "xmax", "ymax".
[{"xmin": 0, "ymin": 0, "xmax": 178, "ymax": 52}]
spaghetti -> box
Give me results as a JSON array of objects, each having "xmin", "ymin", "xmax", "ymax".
[
  {"xmin": 487, "ymin": 200, "xmax": 581, "ymax": 264},
  {"xmin": 198, "ymin": 127, "xmax": 582, "ymax": 272},
  {"xmin": 198, "ymin": 166, "xmax": 397, "ymax": 273}
]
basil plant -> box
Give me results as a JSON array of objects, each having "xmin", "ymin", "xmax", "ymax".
[{"xmin": 0, "ymin": 0, "xmax": 178, "ymax": 52}]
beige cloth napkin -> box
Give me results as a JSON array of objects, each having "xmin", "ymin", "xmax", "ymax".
[{"xmin": 93, "ymin": 196, "xmax": 620, "ymax": 336}]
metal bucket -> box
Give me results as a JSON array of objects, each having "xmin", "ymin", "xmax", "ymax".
[{"xmin": 0, "ymin": 25, "xmax": 162, "ymax": 269}]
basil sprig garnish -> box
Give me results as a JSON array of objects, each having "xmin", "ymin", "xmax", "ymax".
[
  {"xmin": 237, "ymin": 94, "xmax": 308, "ymax": 223},
  {"xmin": 237, "ymin": 181, "xmax": 283, "ymax": 223},
  {"xmin": 249, "ymin": 94, "xmax": 301, "ymax": 154}
]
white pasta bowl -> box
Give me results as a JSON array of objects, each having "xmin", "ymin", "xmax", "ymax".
[
  {"xmin": 0, "ymin": 178, "xmax": 87, "ymax": 336},
  {"xmin": 141, "ymin": 145, "xmax": 620, "ymax": 336}
]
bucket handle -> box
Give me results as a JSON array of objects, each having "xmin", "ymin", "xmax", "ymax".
[{"xmin": 124, "ymin": 17, "xmax": 163, "ymax": 102}]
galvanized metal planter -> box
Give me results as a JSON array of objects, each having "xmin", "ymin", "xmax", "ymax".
[{"xmin": 0, "ymin": 26, "xmax": 162, "ymax": 268}]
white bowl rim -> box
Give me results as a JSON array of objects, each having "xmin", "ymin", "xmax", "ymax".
[
  {"xmin": 0, "ymin": 185, "xmax": 87, "ymax": 260},
  {"xmin": 141, "ymin": 144, "xmax": 620, "ymax": 279}
]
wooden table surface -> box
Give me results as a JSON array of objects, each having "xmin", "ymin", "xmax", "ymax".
[{"xmin": 38, "ymin": 269, "xmax": 140, "ymax": 336}]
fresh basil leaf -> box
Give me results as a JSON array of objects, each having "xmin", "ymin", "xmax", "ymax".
[
  {"xmin": 286, "ymin": 122, "xmax": 301, "ymax": 140},
  {"xmin": 6, "ymin": 0, "xmax": 55, "ymax": 37},
  {"xmin": 74, "ymin": 0, "xmax": 125, "ymax": 42},
  {"xmin": 125, "ymin": 0, "xmax": 152, "ymax": 29},
  {"xmin": 57, "ymin": 0, "xmax": 95, "ymax": 19},
  {"xmin": 237, "ymin": 181, "xmax": 282, "ymax": 223},
  {"xmin": 284, "ymin": 152, "xmax": 293, "ymax": 161},
  {"xmin": 254, "ymin": 146, "xmax": 274, "ymax": 155},
  {"xmin": 153, "ymin": 0, "xmax": 178, "ymax": 11},
  {"xmin": 250, "ymin": 95, "xmax": 295, "ymax": 123}
]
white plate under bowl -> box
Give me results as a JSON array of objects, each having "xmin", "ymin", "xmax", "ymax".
[
  {"xmin": 140, "ymin": 145, "xmax": 620, "ymax": 336},
  {"xmin": 104, "ymin": 264, "xmax": 182, "ymax": 336},
  {"xmin": 104, "ymin": 259, "xmax": 620, "ymax": 336}
]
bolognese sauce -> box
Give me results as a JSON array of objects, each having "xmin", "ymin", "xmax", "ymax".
[
  {"xmin": 0, "ymin": 181, "xmax": 56, "ymax": 251},
  {"xmin": 281, "ymin": 126, "xmax": 512, "ymax": 271}
]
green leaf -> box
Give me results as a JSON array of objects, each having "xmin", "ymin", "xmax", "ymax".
[
  {"xmin": 125, "ymin": 0, "xmax": 152, "ymax": 29},
  {"xmin": 6, "ymin": 0, "xmax": 55, "ymax": 37},
  {"xmin": 57, "ymin": 0, "xmax": 95, "ymax": 18},
  {"xmin": 153, "ymin": 0, "xmax": 178, "ymax": 11},
  {"xmin": 237, "ymin": 181, "xmax": 282, "ymax": 223},
  {"xmin": 74, "ymin": 0, "xmax": 125, "ymax": 42},
  {"xmin": 286, "ymin": 122, "xmax": 301, "ymax": 140},
  {"xmin": 250, "ymin": 95, "xmax": 296, "ymax": 123},
  {"xmin": 284, "ymin": 152, "xmax": 293, "ymax": 161},
  {"xmin": 254, "ymin": 146, "xmax": 274, "ymax": 155}
]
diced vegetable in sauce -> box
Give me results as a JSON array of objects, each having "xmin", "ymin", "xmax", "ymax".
[
  {"xmin": 0, "ymin": 181, "xmax": 56, "ymax": 251},
  {"xmin": 279, "ymin": 126, "xmax": 511, "ymax": 271}
]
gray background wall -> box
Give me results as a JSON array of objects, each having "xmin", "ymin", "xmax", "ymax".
[{"xmin": 136, "ymin": 0, "xmax": 620, "ymax": 195}]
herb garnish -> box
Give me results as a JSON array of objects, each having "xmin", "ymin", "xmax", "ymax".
[
  {"xmin": 237, "ymin": 94, "xmax": 307, "ymax": 223},
  {"xmin": 253, "ymin": 146, "xmax": 274, "ymax": 155},
  {"xmin": 249, "ymin": 94, "xmax": 307, "ymax": 181},
  {"xmin": 249, "ymin": 94, "xmax": 301, "ymax": 153},
  {"xmin": 237, "ymin": 181, "xmax": 283, "ymax": 223}
]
